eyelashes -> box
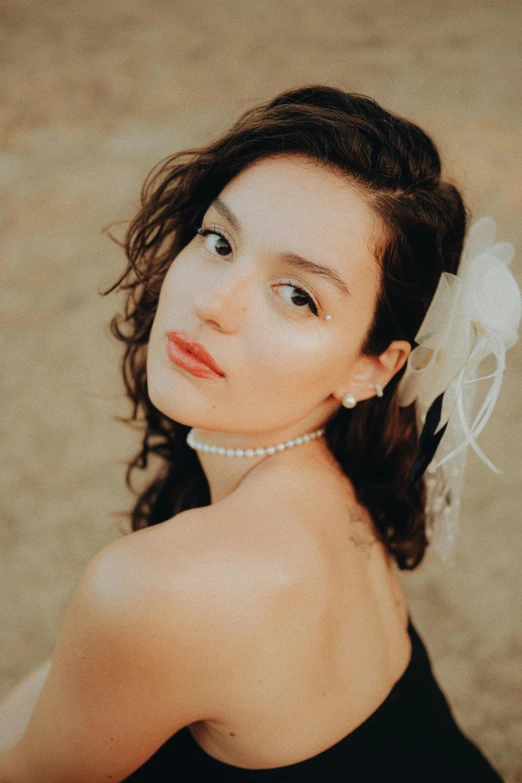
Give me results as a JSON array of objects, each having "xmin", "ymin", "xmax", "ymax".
[
  {"xmin": 196, "ymin": 226, "xmax": 231, "ymax": 258},
  {"xmin": 195, "ymin": 225, "xmax": 320, "ymax": 317}
]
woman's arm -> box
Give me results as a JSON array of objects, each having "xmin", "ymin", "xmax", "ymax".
[
  {"xmin": 0, "ymin": 659, "xmax": 52, "ymax": 756},
  {"xmin": 0, "ymin": 526, "xmax": 225, "ymax": 783}
]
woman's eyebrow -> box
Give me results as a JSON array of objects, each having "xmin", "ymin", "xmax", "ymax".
[
  {"xmin": 209, "ymin": 196, "xmax": 352, "ymax": 298},
  {"xmin": 210, "ymin": 196, "xmax": 241, "ymax": 235}
]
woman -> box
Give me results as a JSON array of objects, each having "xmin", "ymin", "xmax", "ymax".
[{"xmin": 0, "ymin": 85, "xmax": 514, "ymax": 781}]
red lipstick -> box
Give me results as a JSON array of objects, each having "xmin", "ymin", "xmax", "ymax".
[{"xmin": 166, "ymin": 330, "xmax": 225, "ymax": 379}]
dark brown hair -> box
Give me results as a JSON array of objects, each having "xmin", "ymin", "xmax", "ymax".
[{"xmin": 101, "ymin": 85, "xmax": 468, "ymax": 570}]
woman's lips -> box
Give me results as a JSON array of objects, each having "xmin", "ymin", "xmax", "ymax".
[{"xmin": 166, "ymin": 333, "xmax": 225, "ymax": 379}]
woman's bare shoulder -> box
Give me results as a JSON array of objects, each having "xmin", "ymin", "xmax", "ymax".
[
  {"xmin": 110, "ymin": 455, "xmax": 385, "ymax": 662},
  {"xmin": 104, "ymin": 502, "xmax": 311, "ymax": 654},
  {"xmin": 113, "ymin": 501, "xmax": 304, "ymax": 582},
  {"xmin": 0, "ymin": 512, "xmax": 260, "ymax": 782}
]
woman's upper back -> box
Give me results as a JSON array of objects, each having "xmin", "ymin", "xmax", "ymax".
[
  {"xmin": 128, "ymin": 451, "xmax": 414, "ymax": 770},
  {"xmin": 119, "ymin": 455, "xmax": 502, "ymax": 781}
]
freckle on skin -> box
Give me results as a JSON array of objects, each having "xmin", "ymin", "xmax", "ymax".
[{"xmin": 229, "ymin": 731, "xmax": 236, "ymax": 736}]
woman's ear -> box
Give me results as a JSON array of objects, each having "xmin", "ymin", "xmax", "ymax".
[
  {"xmin": 335, "ymin": 340, "xmax": 411, "ymax": 403},
  {"xmin": 376, "ymin": 339, "xmax": 411, "ymax": 382}
]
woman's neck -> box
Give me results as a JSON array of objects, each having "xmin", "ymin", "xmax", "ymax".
[{"xmin": 191, "ymin": 428, "xmax": 334, "ymax": 506}]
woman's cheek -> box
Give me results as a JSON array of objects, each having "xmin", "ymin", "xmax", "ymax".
[{"xmin": 253, "ymin": 339, "xmax": 334, "ymax": 390}]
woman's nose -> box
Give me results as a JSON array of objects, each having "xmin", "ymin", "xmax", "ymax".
[{"xmin": 192, "ymin": 266, "xmax": 252, "ymax": 332}]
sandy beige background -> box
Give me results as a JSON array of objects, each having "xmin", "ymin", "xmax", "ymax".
[{"xmin": 1, "ymin": 0, "xmax": 521, "ymax": 778}]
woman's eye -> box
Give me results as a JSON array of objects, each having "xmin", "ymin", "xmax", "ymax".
[
  {"xmin": 196, "ymin": 227, "xmax": 232, "ymax": 257},
  {"xmin": 275, "ymin": 282, "xmax": 319, "ymax": 317}
]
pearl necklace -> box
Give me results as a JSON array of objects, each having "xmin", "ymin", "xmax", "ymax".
[{"xmin": 186, "ymin": 426, "xmax": 325, "ymax": 457}]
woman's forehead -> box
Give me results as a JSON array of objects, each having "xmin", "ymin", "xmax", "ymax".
[
  {"xmin": 216, "ymin": 154, "xmax": 382, "ymax": 294},
  {"xmin": 221, "ymin": 154, "xmax": 371, "ymax": 225}
]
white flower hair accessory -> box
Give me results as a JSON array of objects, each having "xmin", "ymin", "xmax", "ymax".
[{"xmin": 397, "ymin": 217, "xmax": 521, "ymax": 564}]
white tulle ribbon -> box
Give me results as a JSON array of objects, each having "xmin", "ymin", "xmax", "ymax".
[{"xmin": 397, "ymin": 217, "xmax": 521, "ymax": 562}]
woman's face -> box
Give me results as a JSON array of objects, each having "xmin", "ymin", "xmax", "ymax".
[{"xmin": 147, "ymin": 153, "xmax": 386, "ymax": 437}]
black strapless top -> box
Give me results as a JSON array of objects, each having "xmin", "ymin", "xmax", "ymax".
[{"xmin": 123, "ymin": 617, "xmax": 503, "ymax": 781}]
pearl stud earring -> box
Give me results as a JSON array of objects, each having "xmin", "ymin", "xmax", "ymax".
[
  {"xmin": 342, "ymin": 393, "xmax": 357, "ymax": 408},
  {"xmin": 325, "ymin": 314, "xmax": 332, "ymax": 321},
  {"xmin": 375, "ymin": 383, "xmax": 383, "ymax": 397}
]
